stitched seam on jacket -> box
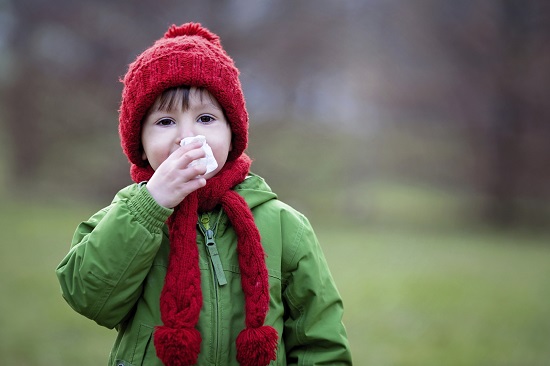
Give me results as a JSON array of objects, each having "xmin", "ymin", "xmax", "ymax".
[
  {"xmin": 285, "ymin": 288, "xmax": 307, "ymax": 352},
  {"xmin": 131, "ymin": 323, "xmax": 144, "ymax": 363},
  {"xmin": 283, "ymin": 214, "xmax": 306, "ymax": 283}
]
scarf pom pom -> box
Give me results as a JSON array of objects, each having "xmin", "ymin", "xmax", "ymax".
[
  {"xmin": 154, "ymin": 326, "xmax": 201, "ymax": 366},
  {"xmin": 236, "ymin": 326, "xmax": 278, "ymax": 366}
]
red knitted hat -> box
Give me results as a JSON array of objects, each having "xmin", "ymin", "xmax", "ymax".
[
  {"xmin": 118, "ymin": 23, "xmax": 277, "ymax": 366},
  {"xmin": 119, "ymin": 22, "xmax": 248, "ymax": 166}
]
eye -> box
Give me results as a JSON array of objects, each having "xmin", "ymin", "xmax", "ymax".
[
  {"xmin": 197, "ymin": 115, "xmax": 215, "ymax": 124},
  {"xmin": 156, "ymin": 118, "xmax": 175, "ymax": 126}
]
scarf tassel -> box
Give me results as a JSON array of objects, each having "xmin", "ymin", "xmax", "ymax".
[
  {"xmin": 144, "ymin": 156, "xmax": 278, "ymax": 365},
  {"xmin": 236, "ymin": 325, "xmax": 278, "ymax": 366},
  {"xmin": 154, "ymin": 325, "xmax": 201, "ymax": 366}
]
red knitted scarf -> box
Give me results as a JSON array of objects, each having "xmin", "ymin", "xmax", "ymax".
[{"xmin": 131, "ymin": 155, "xmax": 277, "ymax": 366}]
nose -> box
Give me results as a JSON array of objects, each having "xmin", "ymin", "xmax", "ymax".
[{"xmin": 176, "ymin": 121, "xmax": 195, "ymax": 145}]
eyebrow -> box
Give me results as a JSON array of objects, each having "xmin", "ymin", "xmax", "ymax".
[
  {"xmin": 148, "ymin": 99, "xmax": 222, "ymax": 117},
  {"xmin": 185, "ymin": 97, "xmax": 224, "ymax": 116}
]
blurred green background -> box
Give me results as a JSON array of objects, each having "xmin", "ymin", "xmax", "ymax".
[{"xmin": 1, "ymin": 1, "xmax": 550, "ymax": 365}]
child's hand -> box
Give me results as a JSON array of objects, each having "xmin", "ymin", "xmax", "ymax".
[{"xmin": 145, "ymin": 142, "xmax": 207, "ymax": 208}]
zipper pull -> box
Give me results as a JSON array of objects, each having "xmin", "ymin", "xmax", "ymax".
[
  {"xmin": 205, "ymin": 229, "xmax": 227, "ymax": 286},
  {"xmin": 200, "ymin": 215, "xmax": 210, "ymax": 230}
]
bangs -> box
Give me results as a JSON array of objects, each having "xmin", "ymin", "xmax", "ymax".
[{"xmin": 149, "ymin": 86, "xmax": 213, "ymax": 113}]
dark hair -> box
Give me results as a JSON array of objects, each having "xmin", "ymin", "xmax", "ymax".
[{"xmin": 147, "ymin": 86, "xmax": 220, "ymax": 114}]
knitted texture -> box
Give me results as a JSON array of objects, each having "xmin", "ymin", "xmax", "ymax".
[
  {"xmin": 119, "ymin": 22, "xmax": 248, "ymax": 167},
  {"xmin": 120, "ymin": 23, "xmax": 277, "ymax": 365},
  {"xmin": 148, "ymin": 156, "xmax": 277, "ymax": 365}
]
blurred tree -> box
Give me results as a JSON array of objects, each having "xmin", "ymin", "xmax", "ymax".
[
  {"xmin": 3, "ymin": 0, "xmax": 122, "ymax": 187},
  {"xmin": 2, "ymin": 0, "xmax": 170, "ymax": 196},
  {"xmin": 1, "ymin": 0, "xmax": 548, "ymax": 228},
  {"xmin": 435, "ymin": 0, "xmax": 550, "ymax": 226}
]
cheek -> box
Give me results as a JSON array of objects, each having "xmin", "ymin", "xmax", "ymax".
[
  {"xmin": 142, "ymin": 139, "xmax": 173, "ymax": 168},
  {"xmin": 211, "ymin": 142, "xmax": 230, "ymax": 162},
  {"xmin": 214, "ymin": 134, "xmax": 232, "ymax": 160},
  {"xmin": 204, "ymin": 126, "xmax": 231, "ymax": 153}
]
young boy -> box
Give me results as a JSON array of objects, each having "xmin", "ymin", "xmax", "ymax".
[{"xmin": 56, "ymin": 22, "xmax": 352, "ymax": 366}]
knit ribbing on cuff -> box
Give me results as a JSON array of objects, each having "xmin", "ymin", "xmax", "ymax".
[{"xmin": 127, "ymin": 184, "xmax": 173, "ymax": 233}]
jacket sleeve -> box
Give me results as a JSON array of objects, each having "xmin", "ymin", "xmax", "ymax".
[
  {"xmin": 282, "ymin": 214, "xmax": 353, "ymax": 365},
  {"xmin": 55, "ymin": 184, "xmax": 172, "ymax": 329}
]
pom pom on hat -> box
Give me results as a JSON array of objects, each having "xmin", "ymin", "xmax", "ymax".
[
  {"xmin": 164, "ymin": 23, "xmax": 222, "ymax": 47},
  {"xmin": 119, "ymin": 22, "xmax": 248, "ymax": 169}
]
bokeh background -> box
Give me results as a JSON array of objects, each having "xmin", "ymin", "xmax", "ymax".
[{"xmin": 1, "ymin": 0, "xmax": 550, "ymax": 365}]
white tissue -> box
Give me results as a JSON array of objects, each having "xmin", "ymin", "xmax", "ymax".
[{"xmin": 180, "ymin": 135, "xmax": 218, "ymax": 174}]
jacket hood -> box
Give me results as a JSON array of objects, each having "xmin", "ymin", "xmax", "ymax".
[{"xmin": 234, "ymin": 173, "xmax": 278, "ymax": 210}]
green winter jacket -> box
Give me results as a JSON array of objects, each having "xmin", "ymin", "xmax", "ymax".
[{"xmin": 56, "ymin": 173, "xmax": 352, "ymax": 365}]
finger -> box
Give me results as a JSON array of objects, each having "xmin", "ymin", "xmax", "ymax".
[
  {"xmin": 176, "ymin": 149, "xmax": 207, "ymax": 169},
  {"xmin": 187, "ymin": 176, "xmax": 207, "ymax": 190},
  {"xmin": 171, "ymin": 175, "xmax": 207, "ymax": 201},
  {"xmin": 191, "ymin": 163, "xmax": 207, "ymax": 177},
  {"xmin": 175, "ymin": 141, "xmax": 204, "ymax": 155},
  {"xmin": 172, "ymin": 143, "xmax": 206, "ymax": 162}
]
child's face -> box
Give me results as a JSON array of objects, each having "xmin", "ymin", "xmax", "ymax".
[{"xmin": 141, "ymin": 87, "xmax": 232, "ymax": 179}]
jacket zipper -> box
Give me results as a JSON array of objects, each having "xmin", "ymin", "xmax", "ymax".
[
  {"xmin": 198, "ymin": 212, "xmax": 225, "ymax": 364},
  {"xmin": 198, "ymin": 213, "xmax": 227, "ymax": 286}
]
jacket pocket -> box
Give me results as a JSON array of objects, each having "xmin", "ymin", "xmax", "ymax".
[{"xmin": 113, "ymin": 323, "xmax": 154, "ymax": 366}]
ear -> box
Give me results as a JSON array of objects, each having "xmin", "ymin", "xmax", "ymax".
[{"xmin": 142, "ymin": 150, "xmax": 148, "ymax": 161}]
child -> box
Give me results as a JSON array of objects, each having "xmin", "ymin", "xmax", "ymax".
[{"xmin": 56, "ymin": 22, "xmax": 352, "ymax": 366}]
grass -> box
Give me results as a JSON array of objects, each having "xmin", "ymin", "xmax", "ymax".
[
  {"xmin": 0, "ymin": 200, "xmax": 115, "ymax": 365},
  {"xmin": 1, "ymin": 191, "xmax": 550, "ymax": 365},
  {"xmin": 319, "ymin": 225, "xmax": 550, "ymax": 366}
]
